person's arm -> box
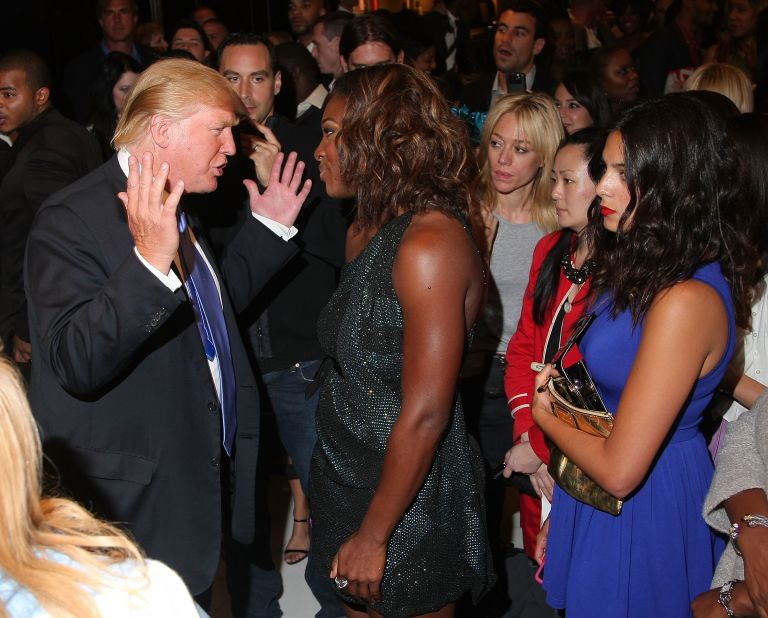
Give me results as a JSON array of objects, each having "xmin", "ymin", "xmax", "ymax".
[
  {"xmin": 692, "ymin": 581, "xmax": 756, "ymax": 618},
  {"xmin": 725, "ymin": 489, "xmax": 768, "ymax": 617},
  {"xmin": 732, "ymin": 374, "xmax": 768, "ymax": 410},
  {"xmin": 532, "ymin": 279, "xmax": 729, "ymax": 498},
  {"xmin": 329, "ymin": 214, "xmax": 481, "ymax": 603}
]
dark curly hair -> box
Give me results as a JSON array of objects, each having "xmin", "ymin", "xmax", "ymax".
[
  {"xmin": 587, "ymin": 93, "xmax": 756, "ymax": 328},
  {"xmin": 328, "ymin": 64, "xmax": 474, "ymax": 230}
]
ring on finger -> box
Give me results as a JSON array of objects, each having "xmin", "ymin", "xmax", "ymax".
[{"xmin": 334, "ymin": 576, "xmax": 349, "ymax": 589}]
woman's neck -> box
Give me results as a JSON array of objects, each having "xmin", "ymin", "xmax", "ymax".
[
  {"xmin": 572, "ymin": 233, "xmax": 591, "ymax": 269},
  {"xmin": 495, "ymin": 183, "xmax": 536, "ymax": 223}
]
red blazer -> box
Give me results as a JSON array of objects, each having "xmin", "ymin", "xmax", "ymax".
[{"xmin": 504, "ymin": 231, "xmax": 591, "ymax": 556}]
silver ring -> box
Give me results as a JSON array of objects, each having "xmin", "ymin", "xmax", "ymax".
[{"xmin": 334, "ymin": 576, "xmax": 349, "ymax": 589}]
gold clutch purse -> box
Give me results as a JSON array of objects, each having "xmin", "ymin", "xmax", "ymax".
[
  {"xmin": 546, "ymin": 377, "xmax": 623, "ymax": 515},
  {"xmin": 544, "ymin": 314, "xmax": 623, "ymax": 516}
]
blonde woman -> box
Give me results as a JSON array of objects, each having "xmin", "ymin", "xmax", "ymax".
[
  {"xmin": 463, "ymin": 91, "xmax": 563, "ymax": 550},
  {"xmin": 683, "ymin": 62, "xmax": 754, "ymax": 113},
  {"xmin": 0, "ymin": 356, "xmax": 201, "ymax": 618}
]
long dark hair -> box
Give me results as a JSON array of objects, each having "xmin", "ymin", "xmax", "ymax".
[
  {"xmin": 329, "ymin": 64, "xmax": 474, "ymax": 230},
  {"xmin": 727, "ymin": 112, "xmax": 768, "ymax": 279},
  {"xmin": 89, "ymin": 51, "xmax": 141, "ymax": 161},
  {"xmin": 559, "ymin": 69, "xmax": 613, "ymax": 130},
  {"xmin": 587, "ymin": 93, "xmax": 756, "ymax": 327},
  {"xmin": 532, "ymin": 127, "xmax": 607, "ymax": 324}
]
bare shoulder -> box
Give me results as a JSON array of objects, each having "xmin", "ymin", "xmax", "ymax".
[
  {"xmin": 648, "ymin": 278, "xmax": 727, "ymax": 325},
  {"xmin": 395, "ymin": 210, "xmax": 479, "ymax": 271},
  {"xmin": 644, "ymin": 278, "xmax": 729, "ymax": 358}
]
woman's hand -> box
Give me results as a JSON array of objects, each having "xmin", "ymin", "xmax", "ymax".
[
  {"xmin": 534, "ymin": 517, "xmax": 549, "ymax": 565},
  {"xmin": 691, "ymin": 588, "xmax": 727, "ymax": 618},
  {"xmin": 330, "ymin": 531, "xmax": 387, "ymax": 603},
  {"xmin": 531, "ymin": 364, "xmax": 558, "ymax": 427},
  {"xmin": 740, "ymin": 527, "xmax": 768, "ymax": 617},
  {"xmin": 503, "ymin": 441, "xmax": 542, "ymax": 476},
  {"xmin": 530, "ymin": 463, "xmax": 555, "ymax": 501}
]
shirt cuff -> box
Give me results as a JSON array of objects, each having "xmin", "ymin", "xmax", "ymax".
[
  {"xmin": 134, "ymin": 247, "xmax": 182, "ymax": 291},
  {"xmin": 252, "ymin": 213, "xmax": 298, "ymax": 241}
]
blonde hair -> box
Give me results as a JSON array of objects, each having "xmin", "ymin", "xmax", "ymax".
[
  {"xmin": 683, "ymin": 62, "xmax": 754, "ymax": 113},
  {"xmin": 474, "ymin": 92, "xmax": 564, "ymax": 233},
  {"xmin": 0, "ymin": 357, "xmax": 145, "ymax": 618},
  {"xmin": 113, "ymin": 58, "xmax": 246, "ymax": 149}
]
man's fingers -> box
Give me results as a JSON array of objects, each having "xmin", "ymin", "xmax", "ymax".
[
  {"xmin": 164, "ymin": 179, "xmax": 185, "ymax": 215},
  {"xmin": 243, "ymin": 179, "xmax": 261, "ymax": 203},
  {"xmin": 139, "ymin": 151, "xmax": 155, "ymax": 208},
  {"xmin": 268, "ymin": 151, "xmax": 285, "ymax": 186},
  {"xmin": 297, "ymin": 178, "xmax": 312, "ymax": 203},
  {"xmin": 289, "ymin": 160, "xmax": 306, "ymax": 193},
  {"xmin": 117, "ymin": 191, "xmax": 129, "ymax": 210},
  {"xmin": 152, "ymin": 162, "xmax": 170, "ymax": 209},
  {"xmin": 254, "ymin": 122, "xmax": 281, "ymax": 148},
  {"xmin": 280, "ymin": 151, "xmax": 298, "ymax": 185}
]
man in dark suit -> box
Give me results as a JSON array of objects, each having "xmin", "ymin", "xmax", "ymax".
[
  {"xmin": 61, "ymin": 0, "xmax": 154, "ymax": 124},
  {"xmin": 0, "ymin": 50, "xmax": 102, "ymax": 369},
  {"xmin": 460, "ymin": 0, "xmax": 556, "ymax": 113},
  {"xmin": 24, "ymin": 58, "xmax": 311, "ymax": 603}
]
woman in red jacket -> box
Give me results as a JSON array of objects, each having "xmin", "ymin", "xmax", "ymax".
[{"xmin": 502, "ymin": 128, "xmax": 607, "ymax": 559}]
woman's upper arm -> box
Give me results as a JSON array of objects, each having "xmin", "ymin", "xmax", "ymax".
[
  {"xmin": 393, "ymin": 219, "xmax": 479, "ymax": 422},
  {"xmin": 601, "ymin": 280, "xmax": 729, "ymax": 494}
]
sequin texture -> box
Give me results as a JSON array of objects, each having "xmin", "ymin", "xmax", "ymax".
[{"xmin": 309, "ymin": 212, "xmax": 494, "ymax": 617}]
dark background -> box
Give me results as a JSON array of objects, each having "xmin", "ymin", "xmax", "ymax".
[{"xmin": 1, "ymin": 0, "xmax": 292, "ymax": 92}]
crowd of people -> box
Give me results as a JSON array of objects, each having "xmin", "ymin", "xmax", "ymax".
[{"xmin": 0, "ymin": 0, "xmax": 767, "ymax": 617}]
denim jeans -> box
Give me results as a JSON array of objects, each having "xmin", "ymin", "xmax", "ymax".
[
  {"xmin": 262, "ymin": 359, "xmax": 323, "ymax": 493},
  {"xmin": 262, "ymin": 359, "xmax": 344, "ymax": 618}
]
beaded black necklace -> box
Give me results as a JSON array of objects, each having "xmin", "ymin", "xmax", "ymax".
[{"xmin": 560, "ymin": 245, "xmax": 595, "ymax": 285}]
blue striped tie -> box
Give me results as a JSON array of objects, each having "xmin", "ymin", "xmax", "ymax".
[{"xmin": 178, "ymin": 212, "xmax": 237, "ymax": 456}]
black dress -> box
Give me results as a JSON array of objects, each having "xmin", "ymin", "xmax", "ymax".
[{"xmin": 309, "ymin": 212, "xmax": 494, "ymax": 617}]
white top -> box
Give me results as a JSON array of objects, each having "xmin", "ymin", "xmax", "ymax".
[
  {"xmin": 0, "ymin": 552, "xmax": 206, "ymax": 617},
  {"xmin": 724, "ymin": 274, "xmax": 768, "ymax": 422}
]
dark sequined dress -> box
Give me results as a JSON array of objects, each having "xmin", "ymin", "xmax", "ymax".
[{"xmin": 309, "ymin": 212, "xmax": 493, "ymax": 617}]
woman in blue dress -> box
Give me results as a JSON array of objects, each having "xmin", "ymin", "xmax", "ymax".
[{"xmin": 530, "ymin": 93, "xmax": 756, "ymax": 617}]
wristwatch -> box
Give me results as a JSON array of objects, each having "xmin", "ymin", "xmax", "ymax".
[{"xmin": 718, "ymin": 580, "xmax": 736, "ymax": 617}]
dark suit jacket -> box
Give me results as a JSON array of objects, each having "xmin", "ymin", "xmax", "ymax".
[
  {"xmin": 61, "ymin": 44, "xmax": 155, "ymax": 124},
  {"xmin": 0, "ymin": 108, "xmax": 101, "ymax": 347},
  {"xmin": 25, "ymin": 155, "xmax": 297, "ymax": 594},
  {"xmin": 190, "ymin": 116, "xmax": 350, "ymax": 372},
  {"xmin": 459, "ymin": 65, "xmax": 557, "ymax": 113},
  {"xmin": 635, "ymin": 22, "xmax": 696, "ymax": 97}
]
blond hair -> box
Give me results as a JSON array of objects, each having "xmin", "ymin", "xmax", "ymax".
[
  {"xmin": 0, "ymin": 357, "xmax": 145, "ymax": 618},
  {"xmin": 474, "ymin": 92, "xmax": 564, "ymax": 234},
  {"xmin": 683, "ymin": 62, "xmax": 754, "ymax": 113},
  {"xmin": 113, "ymin": 58, "xmax": 246, "ymax": 149}
]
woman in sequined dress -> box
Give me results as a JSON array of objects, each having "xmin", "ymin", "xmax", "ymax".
[{"xmin": 308, "ymin": 64, "xmax": 493, "ymax": 618}]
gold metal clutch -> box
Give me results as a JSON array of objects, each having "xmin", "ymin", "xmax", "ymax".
[{"xmin": 546, "ymin": 377, "xmax": 623, "ymax": 515}]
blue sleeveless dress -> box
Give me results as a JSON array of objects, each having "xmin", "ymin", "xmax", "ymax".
[{"xmin": 544, "ymin": 262, "xmax": 729, "ymax": 617}]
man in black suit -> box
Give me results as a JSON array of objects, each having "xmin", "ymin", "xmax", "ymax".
[
  {"xmin": 460, "ymin": 0, "xmax": 556, "ymax": 113},
  {"xmin": 0, "ymin": 50, "xmax": 102, "ymax": 369},
  {"xmin": 24, "ymin": 58, "xmax": 311, "ymax": 603},
  {"xmin": 61, "ymin": 0, "xmax": 154, "ymax": 124}
]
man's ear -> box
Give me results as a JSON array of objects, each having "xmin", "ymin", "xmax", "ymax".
[
  {"xmin": 149, "ymin": 114, "xmax": 172, "ymax": 149},
  {"xmin": 340, "ymin": 56, "xmax": 349, "ymax": 73},
  {"xmin": 274, "ymin": 69, "xmax": 282, "ymax": 96},
  {"xmin": 533, "ymin": 36, "xmax": 546, "ymax": 57},
  {"xmin": 34, "ymin": 87, "xmax": 50, "ymax": 109},
  {"xmin": 396, "ymin": 50, "xmax": 405, "ymax": 63}
]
